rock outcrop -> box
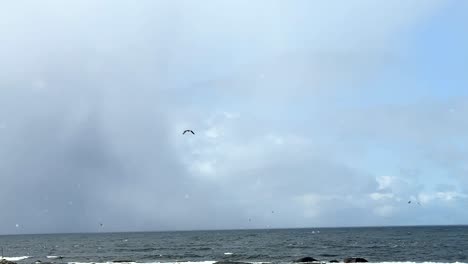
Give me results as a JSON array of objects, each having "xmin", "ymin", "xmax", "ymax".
[
  {"xmin": 343, "ymin": 258, "xmax": 368, "ymax": 263},
  {"xmin": 0, "ymin": 259, "xmax": 17, "ymax": 264},
  {"xmin": 213, "ymin": 262, "xmax": 251, "ymax": 264},
  {"xmin": 294, "ymin": 257, "xmax": 319, "ymax": 262}
]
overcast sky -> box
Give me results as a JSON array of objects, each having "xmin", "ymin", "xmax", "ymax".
[{"xmin": 1, "ymin": 0, "xmax": 468, "ymax": 235}]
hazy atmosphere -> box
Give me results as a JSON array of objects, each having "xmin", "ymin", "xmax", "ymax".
[{"xmin": 1, "ymin": 0, "xmax": 468, "ymax": 235}]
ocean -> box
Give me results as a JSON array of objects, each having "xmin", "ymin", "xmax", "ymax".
[{"xmin": 0, "ymin": 226, "xmax": 467, "ymax": 264}]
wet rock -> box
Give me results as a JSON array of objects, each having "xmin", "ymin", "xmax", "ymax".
[
  {"xmin": 294, "ymin": 257, "xmax": 319, "ymax": 262},
  {"xmin": 0, "ymin": 260, "xmax": 17, "ymax": 264},
  {"xmin": 214, "ymin": 262, "xmax": 251, "ymax": 264},
  {"xmin": 112, "ymin": 261, "xmax": 133, "ymax": 263},
  {"xmin": 343, "ymin": 258, "xmax": 368, "ymax": 263},
  {"xmin": 330, "ymin": 260, "xmax": 339, "ymax": 263}
]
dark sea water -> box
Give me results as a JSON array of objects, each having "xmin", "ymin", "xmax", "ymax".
[{"xmin": 1, "ymin": 226, "xmax": 467, "ymax": 264}]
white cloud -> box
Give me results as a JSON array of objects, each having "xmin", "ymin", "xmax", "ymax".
[
  {"xmin": 293, "ymin": 193, "xmax": 361, "ymax": 219},
  {"xmin": 436, "ymin": 192, "xmax": 468, "ymax": 201},
  {"xmin": 374, "ymin": 175, "xmax": 418, "ymax": 197},
  {"xmin": 265, "ymin": 134, "xmax": 284, "ymax": 145},
  {"xmin": 205, "ymin": 127, "xmax": 220, "ymax": 138},
  {"xmin": 0, "ymin": 0, "xmax": 464, "ymax": 233},
  {"xmin": 292, "ymin": 193, "xmax": 327, "ymax": 218},
  {"xmin": 223, "ymin": 112, "xmax": 240, "ymax": 120},
  {"xmin": 417, "ymin": 191, "xmax": 468, "ymax": 204},
  {"xmin": 369, "ymin": 192, "xmax": 394, "ymax": 201},
  {"xmin": 190, "ymin": 160, "xmax": 217, "ymax": 179},
  {"xmin": 376, "ymin": 176, "xmax": 396, "ymax": 191},
  {"xmin": 374, "ymin": 205, "xmax": 396, "ymax": 217}
]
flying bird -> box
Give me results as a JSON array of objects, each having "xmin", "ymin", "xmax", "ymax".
[
  {"xmin": 183, "ymin": 130, "xmax": 195, "ymax": 135},
  {"xmin": 408, "ymin": 200, "xmax": 422, "ymax": 206}
]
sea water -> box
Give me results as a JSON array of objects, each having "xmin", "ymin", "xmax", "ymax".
[{"xmin": 0, "ymin": 226, "xmax": 467, "ymax": 264}]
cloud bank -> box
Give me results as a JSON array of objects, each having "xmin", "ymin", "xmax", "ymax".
[{"xmin": 0, "ymin": 0, "xmax": 467, "ymax": 234}]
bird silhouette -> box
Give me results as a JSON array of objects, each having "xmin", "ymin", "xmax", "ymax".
[{"xmin": 183, "ymin": 130, "xmax": 195, "ymax": 135}]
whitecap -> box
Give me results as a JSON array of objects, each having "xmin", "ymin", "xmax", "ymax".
[
  {"xmin": 367, "ymin": 262, "xmax": 468, "ymax": 264},
  {"xmin": 2, "ymin": 256, "xmax": 30, "ymax": 261}
]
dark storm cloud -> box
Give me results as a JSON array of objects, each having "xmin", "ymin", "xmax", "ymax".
[{"xmin": 0, "ymin": 1, "xmax": 226, "ymax": 234}]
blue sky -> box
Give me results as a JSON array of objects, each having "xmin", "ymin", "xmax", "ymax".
[
  {"xmin": 346, "ymin": 1, "xmax": 468, "ymax": 189},
  {"xmin": 0, "ymin": 1, "xmax": 468, "ymax": 234},
  {"xmin": 364, "ymin": 1, "xmax": 468, "ymax": 105}
]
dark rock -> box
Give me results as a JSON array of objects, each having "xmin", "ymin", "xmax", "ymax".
[
  {"xmin": 330, "ymin": 260, "xmax": 339, "ymax": 263},
  {"xmin": 343, "ymin": 258, "xmax": 368, "ymax": 263},
  {"xmin": 214, "ymin": 262, "xmax": 251, "ymax": 264},
  {"xmin": 0, "ymin": 260, "xmax": 17, "ymax": 264},
  {"xmin": 112, "ymin": 261, "xmax": 133, "ymax": 263},
  {"xmin": 294, "ymin": 257, "xmax": 319, "ymax": 262}
]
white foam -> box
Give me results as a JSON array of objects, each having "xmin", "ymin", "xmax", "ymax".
[
  {"xmin": 1, "ymin": 256, "xmax": 30, "ymax": 261},
  {"xmin": 224, "ymin": 252, "xmax": 234, "ymax": 255},
  {"xmin": 367, "ymin": 263, "xmax": 468, "ymax": 264}
]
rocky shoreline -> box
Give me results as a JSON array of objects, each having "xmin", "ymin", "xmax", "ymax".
[
  {"xmin": 1, "ymin": 260, "xmax": 18, "ymax": 264},
  {"xmin": 1, "ymin": 257, "xmax": 369, "ymax": 264},
  {"xmin": 213, "ymin": 258, "xmax": 369, "ymax": 264}
]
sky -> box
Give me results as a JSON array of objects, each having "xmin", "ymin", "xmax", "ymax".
[{"xmin": 0, "ymin": 0, "xmax": 468, "ymax": 235}]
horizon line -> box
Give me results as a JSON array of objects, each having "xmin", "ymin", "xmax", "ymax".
[{"xmin": 1, "ymin": 223, "xmax": 467, "ymax": 237}]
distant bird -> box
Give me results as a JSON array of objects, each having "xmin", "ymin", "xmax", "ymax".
[
  {"xmin": 183, "ymin": 130, "xmax": 195, "ymax": 135},
  {"xmin": 408, "ymin": 200, "xmax": 422, "ymax": 206}
]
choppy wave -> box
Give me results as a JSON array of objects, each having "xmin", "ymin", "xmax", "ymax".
[
  {"xmin": 47, "ymin": 256, "xmax": 64, "ymax": 259},
  {"xmin": 67, "ymin": 262, "xmax": 468, "ymax": 264},
  {"xmin": 0, "ymin": 258, "xmax": 464, "ymax": 264},
  {"xmin": 69, "ymin": 261, "xmax": 217, "ymax": 264}
]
